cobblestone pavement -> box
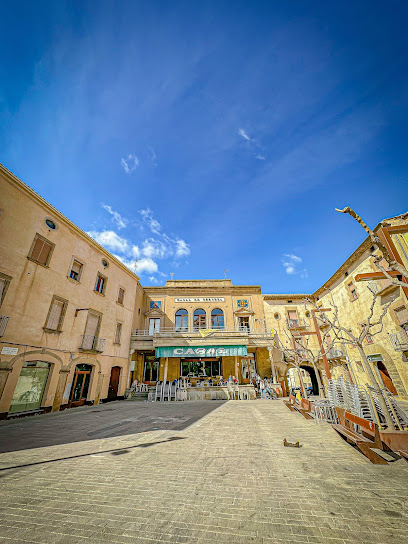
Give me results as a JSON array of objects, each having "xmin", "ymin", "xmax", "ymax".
[
  {"xmin": 0, "ymin": 400, "xmax": 408, "ymax": 544},
  {"xmin": 0, "ymin": 400, "xmax": 225, "ymax": 453}
]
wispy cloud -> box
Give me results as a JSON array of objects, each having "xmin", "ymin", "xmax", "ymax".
[
  {"xmin": 87, "ymin": 206, "xmax": 189, "ymax": 278},
  {"xmin": 238, "ymin": 128, "xmax": 252, "ymax": 141},
  {"xmin": 148, "ymin": 146, "xmax": 158, "ymax": 167},
  {"xmin": 282, "ymin": 253, "xmax": 308, "ymax": 278},
  {"xmin": 87, "ymin": 230, "xmax": 130, "ymax": 253},
  {"xmin": 255, "ymin": 154, "xmax": 266, "ymax": 161},
  {"xmin": 121, "ymin": 153, "xmax": 139, "ymax": 174},
  {"xmin": 148, "ymin": 276, "xmax": 159, "ymax": 284},
  {"xmin": 139, "ymin": 207, "xmax": 161, "ymax": 234},
  {"xmin": 101, "ymin": 204, "xmax": 128, "ymax": 229}
]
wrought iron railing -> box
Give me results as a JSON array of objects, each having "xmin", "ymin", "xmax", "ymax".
[
  {"xmin": 0, "ymin": 316, "xmax": 9, "ymax": 337},
  {"xmin": 327, "ymin": 347, "xmax": 345, "ymax": 359},
  {"xmin": 131, "ymin": 326, "xmax": 274, "ymax": 339},
  {"xmin": 389, "ymin": 330, "xmax": 408, "ymax": 351},
  {"xmin": 80, "ymin": 334, "xmax": 106, "ymax": 352}
]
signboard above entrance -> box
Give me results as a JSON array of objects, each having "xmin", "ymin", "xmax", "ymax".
[
  {"xmin": 155, "ymin": 345, "xmax": 247, "ymax": 358},
  {"xmin": 174, "ymin": 297, "xmax": 225, "ymax": 303}
]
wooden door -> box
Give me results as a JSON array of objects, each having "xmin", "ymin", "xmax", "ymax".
[
  {"xmin": 108, "ymin": 366, "xmax": 121, "ymax": 401},
  {"xmin": 377, "ymin": 362, "xmax": 398, "ymax": 395}
]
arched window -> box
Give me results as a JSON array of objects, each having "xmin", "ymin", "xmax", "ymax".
[
  {"xmin": 211, "ymin": 308, "xmax": 224, "ymax": 329},
  {"xmin": 175, "ymin": 308, "xmax": 189, "ymax": 332},
  {"xmin": 193, "ymin": 308, "xmax": 206, "ymax": 330}
]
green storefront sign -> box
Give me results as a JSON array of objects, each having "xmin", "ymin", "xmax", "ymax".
[{"xmin": 155, "ymin": 345, "xmax": 248, "ymax": 358}]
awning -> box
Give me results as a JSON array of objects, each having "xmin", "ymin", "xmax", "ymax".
[{"xmin": 155, "ymin": 345, "xmax": 248, "ymax": 358}]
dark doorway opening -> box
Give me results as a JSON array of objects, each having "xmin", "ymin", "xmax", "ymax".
[
  {"xmin": 300, "ymin": 365, "xmax": 320, "ymax": 395},
  {"xmin": 107, "ymin": 366, "xmax": 121, "ymax": 401}
]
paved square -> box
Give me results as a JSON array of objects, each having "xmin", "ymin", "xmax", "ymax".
[{"xmin": 0, "ymin": 400, "xmax": 408, "ymax": 544}]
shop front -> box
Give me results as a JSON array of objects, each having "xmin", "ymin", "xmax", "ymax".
[{"xmin": 155, "ymin": 345, "xmax": 248, "ymax": 383}]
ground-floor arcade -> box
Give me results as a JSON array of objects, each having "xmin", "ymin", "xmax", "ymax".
[{"xmin": 0, "ymin": 346, "xmax": 130, "ymax": 419}]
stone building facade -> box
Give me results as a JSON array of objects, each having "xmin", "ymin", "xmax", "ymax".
[
  {"xmin": 0, "ymin": 165, "xmax": 141, "ymax": 418},
  {"xmin": 130, "ymin": 280, "xmax": 275, "ymax": 387}
]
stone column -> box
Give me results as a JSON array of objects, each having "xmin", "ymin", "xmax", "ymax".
[
  {"xmin": 163, "ymin": 357, "xmax": 169, "ymax": 383},
  {"xmin": 94, "ymin": 372, "xmax": 105, "ymax": 405},
  {"xmin": 234, "ymin": 356, "xmax": 239, "ymax": 382},
  {"xmin": 52, "ymin": 366, "xmax": 70, "ymax": 412}
]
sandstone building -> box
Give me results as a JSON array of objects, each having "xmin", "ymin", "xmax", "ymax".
[{"xmin": 1, "ymin": 164, "xmax": 407, "ymax": 418}]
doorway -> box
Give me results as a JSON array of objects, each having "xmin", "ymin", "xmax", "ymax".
[
  {"xmin": 9, "ymin": 361, "xmax": 51, "ymax": 414},
  {"xmin": 377, "ymin": 361, "xmax": 398, "ymax": 395},
  {"xmin": 300, "ymin": 365, "xmax": 320, "ymax": 395},
  {"xmin": 69, "ymin": 364, "xmax": 93, "ymax": 407},
  {"xmin": 143, "ymin": 355, "xmax": 160, "ymax": 382},
  {"xmin": 107, "ymin": 366, "xmax": 121, "ymax": 401}
]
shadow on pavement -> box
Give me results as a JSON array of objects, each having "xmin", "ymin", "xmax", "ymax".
[
  {"xmin": 0, "ymin": 400, "xmax": 225, "ymax": 453},
  {"xmin": 0, "ymin": 436, "xmax": 186, "ymax": 472}
]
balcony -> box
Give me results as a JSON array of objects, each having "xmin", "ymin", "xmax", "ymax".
[
  {"xmin": 131, "ymin": 326, "xmax": 274, "ymax": 348},
  {"xmin": 316, "ymin": 314, "xmax": 330, "ymax": 329},
  {"xmin": 80, "ymin": 334, "xmax": 106, "ymax": 353},
  {"xmin": 286, "ymin": 318, "xmax": 309, "ymax": 330},
  {"xmin": 389, "ymin": 330, "xmax": 408, "ymax": 351},
  {"xmin": 327, "ymin": 348, "xmax": 346, "ymax": 359},
  {"xmin": 0, "ymin": 316, "xmax": 9, "ymax": 337}
]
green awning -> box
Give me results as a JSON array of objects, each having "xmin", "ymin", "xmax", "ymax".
[{"xmin": 155, "ymin": 345, "xmax": 248, "ymax": 358}]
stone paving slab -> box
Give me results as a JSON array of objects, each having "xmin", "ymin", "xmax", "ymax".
[{"xmin": 0, "ymin": 400, "xmax": 408, "ymax": 543}]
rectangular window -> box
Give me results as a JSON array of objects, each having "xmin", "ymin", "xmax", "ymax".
[
  {"xmin": 28, "ymin": 234, "xmax": 55, "ymax": 266},
  {"xmin": 114, "ymin": 322, "xmax": 122, "ymax": 344},
  {"xmin": 44, "ymin": 296, "xmax": 68, "ymax": 332},
  {"xmin": 149, "ymin": 318, "xmax": 161, "ymax": 335},
  {"xmin": 69, "ymin": 259, "xmax": 83, "ymax": 282},
  {"xmin": 287, "ymin": 310, "xmax": 299, "ymax": 327},
  {"xmin": 238, "ymin": 316, "xmax": 250, "ymax": 331},
  {"xmin": 117, "ymin": 287, "xmax": 125, "ymax": 305},
  {"xmin": 347, "ymin": 282, "xmax": 358, "ymax": 301},
  {"xmin": 0, "ymin": 273, "xmax": 12, "ymax": 308},
  {"xmin": 95, "ymin": 273, "xmax": 107, "ymax": 295}
]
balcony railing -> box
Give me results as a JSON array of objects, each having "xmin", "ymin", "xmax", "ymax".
[
  {"xmin": 327, "ymin": 347, "xmax": 345, "ymax": 359},
  {"xmin": 0, "ymin": 316, "xmax": 9, "ymax": 337},
  {"xmin": 389, "ymin": 330, "xmax": 408, "ymax": 351},
  {"xmin": 131, "ymin": 326, "xmax": 274, "ymax": 340},
  {"xmin": 80, "ymin": 334, "xmax": 106, "ymax": 352},
  {"xmin": 286, "ymin": 318, "xmax": 309, "ymax": 330},
  {"xmin": 316, "ymin": 314, "xmax": 330, "ymax": 328}
]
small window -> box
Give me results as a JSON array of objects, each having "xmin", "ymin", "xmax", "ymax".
[
  {"xmin": 28, "ymin": 233, "xmax": 55, "ymax": 266},
  {"xmin": 394, "ymin": 306, "xmax": 408, "ymax": 326},
  {"xmin": 95, "ymin": 273, "xmax": 107, "ymax": 295},
  {"xmin": 274, "ymin": 313, "xmax": 280, "ymax": 320},
  {"xmin": 102, "ymin": 258, "xmax": 109, "ymax": 268},
  {"xmin": 44, "ymin": 296, "xmax": 68, "ymax": 332},
  {"xmin": 69, "ymin": 259, "xmax": 83, "ymax": 282},
  {"xmin": 305, "ymin": 310, "xmax": 311, "ymax": 318},
  {"xmin": 0, "ymin": 273, "xmax": 12, "ymax": 308},
  {"xmin": 347, "ymin": 281, "xmax": 358, "ymax": 301},
  {"xmin": 117, "ymin": 287, "xmax": 125, "ymax": 305},
  {"xmin": 45, "ymin": 218, "xmax": 57, "ymax": 230},
  {"xmin": 366, "ymin": 333, "xmax": 373, "ymax": 344},
  {"xmin": 114, "ymin": 322, "xmax": 122, "ymax": 344},
  {"xmin": 238, "ymin": 316, "xmax": 250, "ymax": 331}
]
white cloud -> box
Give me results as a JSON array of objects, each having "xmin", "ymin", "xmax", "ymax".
[
  {"xmin": 121, "ymin": 153, "xmax": 139, "ymax": 174},
  {"xmin": 148, "ymin": 276, "xmax": 159, "ymax": 284},
  {"xmin": 148, "ymin": 146, "xmax": 158, "ymax": 167},
  {"xmin": 136, "ymin": 258, "xmax": 159, "ymax": 274},
  {"xmin": 282, "ymin": 253, "xmax": 307, "ymax": 278},
  {"xmin": 101, "ymin": 204, "xmax": 128, "ymax": 229},
  {"xmin": 256, "ymin": 154, "xmax": 266, "ymax": 161},
  {"xmin": 142, "ymin": 238, "xmax": 170, "ymax": 259},
  {"xmin": 175, "ymin": 239, "xmax": 190, "ymax": 257},
  {"xmin": 139, "ymin": 208, "xmax": 161, "ymax": 234},
  {"xmin": 238, "ymin": 128, "xmax": 252, "ymax": 141},
  {"xmin": 87, "ymin": 230, "xmax": 129, "ymax": 253}
]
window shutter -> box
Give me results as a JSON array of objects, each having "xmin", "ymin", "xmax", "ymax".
[
  {"xmin": 85, "ymin": 312, "xmax": 100, "ymax": 337},
  {"xmin": 288, "ymin": 311, "xmax": 297, "ymax": 320},
  {"xmin": 115, "ymin": 323, "xmax": 122, "ymax": 344},
  {"xmin": 0, "ymin": 278, "xmax": 5, "ymax": 305},
  {"xmin": 46, "ymin": 300, "xmax": 64, "ymax": 330},
  {"xmin": 31, "ymin": 238, "xmax": 44, "ymax": 262},
  {"xmin": 118, "ymin": 288, "xmax": 124, "ymax": 304},
  {"xmin": 72, "ymin": 261, "xmax": 82, "ymax": 274},
  {"xmin": 31, "ymin": 238, "xmax": 52, "ymax": 265}
]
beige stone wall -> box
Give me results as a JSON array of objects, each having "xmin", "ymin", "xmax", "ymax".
[
  {"xmin": 317, "ymin": 244, "xmax": 408, "ymax": 399},
  {"xmin": 0, "ymin": 166, "xmax": 140, "ymax": 415}
]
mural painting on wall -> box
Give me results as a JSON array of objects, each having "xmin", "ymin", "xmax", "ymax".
[
  {"xmin": 150, "ymin": 301, "xmax": 161, "ymax": 309},
  {"xmin": 237, "ymin": 300, "xmax": 249, "ymax": 308}
]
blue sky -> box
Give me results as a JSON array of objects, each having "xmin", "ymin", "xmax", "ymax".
[{"xmin": 1, "ymin": 1, "xmax": 408, "ymax": 292}]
